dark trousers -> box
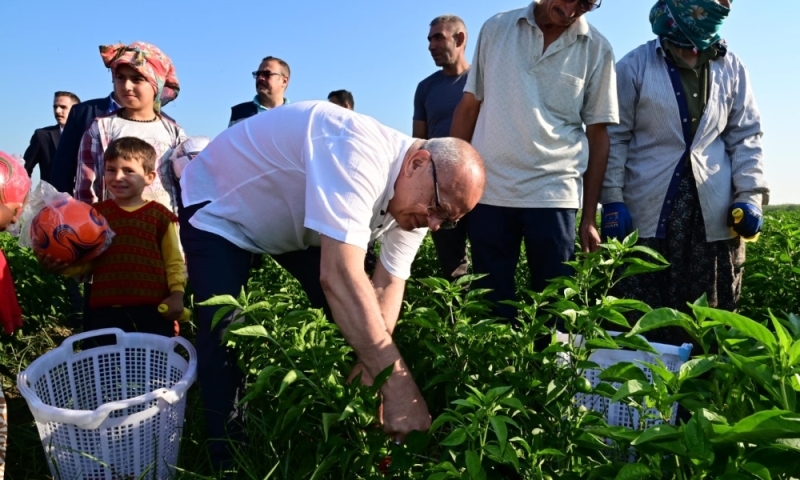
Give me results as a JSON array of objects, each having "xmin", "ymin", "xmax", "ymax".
[
  {"xmin": 86, "ymin": 304, "xmax": 174, "ymax": 337},
  {"xmin": 179, "ymin": 202, "xmax": 330, "ymax": 471},
  {"xmin": 468, "ymin": 204, "xmax": 576, "ymax": 321},
  {"xmin": 430, "ymin": 213, "xmax": 470, "ymax": 279}
]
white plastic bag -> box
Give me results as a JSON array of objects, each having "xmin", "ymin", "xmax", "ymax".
[{"xmin": 170, "ymin": 135, "xmax": 211, "ymax": 179}]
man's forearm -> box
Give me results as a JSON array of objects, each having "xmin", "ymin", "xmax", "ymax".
[
  {"xmin": 450, "ymin": 93, "xmax": 481, "ymax": 142},
  {"xmin": 320, "ymin": 237, "xmax": 406, "ymax": 379},
  {"xmin": 372, "ymin": 261, "xmax": 406, "ymax": 335},
  {"xmin": 582, "ymin": 124, "xmax": 611, "ymax": 220}
]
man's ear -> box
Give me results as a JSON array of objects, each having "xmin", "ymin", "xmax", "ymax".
[
  {"xmin": 403, "ymin": 149, "xmax": 431, "ymax": 177},
  {"xmin": 145, "ymin": 171, "xmax": 157, "ymax": 185},
  {"xmin": 455, "ymin": 31, "xmax": 466, "ymax": 48}
]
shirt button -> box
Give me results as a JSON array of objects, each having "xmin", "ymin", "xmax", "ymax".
[
  {"xmin": 667, "ymin": 200, "xmax": 671, "ymax": 204},
  {"xmin": 670, "ymin": 68, "xmax": 675, "ymax": 72},
  {"xmin": 676, "ymin": 92, "xmax": 681, "ymax": 96},
  {"xmin": 692, "ymin": 118, "xmax": 697, "ymax": 122},
  {"xmin": 676, "ymin": 173, "xmax": 680, "ymax": 177},
  {"xmin": 683, "ymin": 118, "xmax": 687, "ymax": 122},
  {"xmin": 693, "ymin": 93, "xmax": 698, "ymax": 98}
]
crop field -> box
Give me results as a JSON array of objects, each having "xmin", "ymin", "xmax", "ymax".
[{"xmin": 1, "ymin": 208, "xmax": 799, "ymax": 479}]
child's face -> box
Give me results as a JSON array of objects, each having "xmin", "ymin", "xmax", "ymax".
[
  {"xmin": 113, "ymin": 64, "xmax": 156, "ymax": 113},
  {"xmin": 104, "ymin": 157, "xmax": 156, "ymax": 206}
]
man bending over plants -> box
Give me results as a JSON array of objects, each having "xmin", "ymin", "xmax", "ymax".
[{"xmin": 178, "ymin": 100, "xmax": 485, "ymax": 473}]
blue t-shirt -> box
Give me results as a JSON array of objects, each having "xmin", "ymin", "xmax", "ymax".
[{"xmin": 413, "ymin": 69, "xmax": 469, "ymax": 139}]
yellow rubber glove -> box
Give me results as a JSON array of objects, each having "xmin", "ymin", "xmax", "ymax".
[
  {"xmin": 158, "ymin": 304, "xmax": 192, "ymax": 322},
  {"xmin": 731, "ymin": 208, "xmax": 760, "ymax": 242}
]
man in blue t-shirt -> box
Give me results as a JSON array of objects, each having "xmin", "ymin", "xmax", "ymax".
[{"xmin": 413, "ymin": 15, "xmax": 471, "ymax": 279}]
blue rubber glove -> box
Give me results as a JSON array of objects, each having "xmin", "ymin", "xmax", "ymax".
[
  {"xmin": 727, "ymin": 202, "xmax": 763, "ymax": 239},
  {"xmin": 601, "ymin": 202, "xmax": 633, "ymax": 241}
]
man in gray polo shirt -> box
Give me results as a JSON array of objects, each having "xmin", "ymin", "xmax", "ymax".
[{"xmin": 451, "ymin": 0, "xmax": 618, "ymax": 322}]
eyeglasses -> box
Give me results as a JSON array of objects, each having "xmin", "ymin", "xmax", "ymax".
[
  {"xmin": 428, "ymin": 157, "xmax": 458, "ymax": 230},
  {"xmin": 580, "ymin": 0, "xmax": 601, "ymax": 12},
  {"xmin": 252, "ymin": 70, "xmax": 284, "ymax": 80}
]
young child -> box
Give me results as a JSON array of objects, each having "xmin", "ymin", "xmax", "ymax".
[
  {"xmin": 0, "ymin": 200, "xmax": 22, "ymax": 479},
  {"xmin": 0, "ymin": 201, "xmax": 23, "ymax": 336},
  {"xmin": 59, "ymin": 137, "xmax": 185, "ymax": 336},
  {"xmin": 75, "ymin": 41, "xmax": 186, "ymax": 214}
]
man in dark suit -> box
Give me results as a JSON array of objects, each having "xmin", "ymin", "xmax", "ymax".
[
  {"xmin": 49, "ymin": 93, "xmax": 121, "ymax": 194},
  {"xmin": 23, "ymin": 91, "xmax": 80, "ymax": 183},
  {"xmin": 228, "ymin": 56, "xmax": 291, "ymax": 127}
]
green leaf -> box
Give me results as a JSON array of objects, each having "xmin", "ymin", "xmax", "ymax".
[
  {"xmin": 598, "ymin": 307, "xmax": 631, "ymax": 329},
  {"xmin": 637, "ymin": 360, "xmax": 676, "ymax": 388},
  {"xmin": 789, "ymin": 341, "xmax": 800, "ymax": 367},
  {"xmin": 198, "ymin": 294, "xmax": 241, "ymax": 307},
  {"xmin": 771, "ymin": 311, "xmax": 792, "ymax": 355},
  {"xmin": 712, "ymin": 410, "xmax": 800, "ymax": 444},
  {"xmin": 598, "ymin": 362, "xmax": 649, "ymax": 384},
  {"xmin": 611, "ymin": 379, "xmax": 653, "ymax": 403},
  {"xmin": 533, "ymin": 448, "xmax": 565, "ymax": 457},
  {"xmin": 430, "ymin": 413, "xmax": 459, "ymax": 432},
  {"xmin": 484, "ymin": 386, "xmax": 512, "ymax": 403},
  {"xmin": 439, "ymin": 427, "xmax": 468, "ymax": 447},
  {"xmin": 586, "ymin": 337, "xmax": 620, "ymax": 350},
  {"xmin": 678, "ymin": 357, "xmax": 717, "ymax": 383},
  {"xmin": 743, "ymin": 462, "xmax": 773, "ymax": 480},
  {"xmin": 628, "ymin": 308, "xmax": 695, "ymax": 338},
  {"xmin": 545, "ymin": 379, "xmax": 568, "ymax": 405},
  {"xmin": 726, "ymin": 350, "xmax": 781, "ymax": 403},
  {"xmin": 321, "ymin": 412, "xmax": 338, "ymax": 441},
  {"xmin": 465, "ymin": 450, "xmax": 484, "ymax": 480},
  {"xmin": 614, "ymin": 463, "xmax": 654, "ymax": 480},
  {"xmin": 630, "ymin": 424, "xmax": 680, "ymax": 445},
  {"xmin": 498, "ymin": 397, "xmax": 529, "ymax": 416},
  {"xmin": 277, "ymin": 369, "xmax": 301, "ymax": 397},
  {"xmin": 684, "ymin": 414, "xmax": 713, "ymax": 463},
  {"xmin": 614, "ymin": 335, "xmax": 659, "ymax": 355},
  {"xmin": 229, "ymin": 324, "xmax": 269, "ymax": 337},
  {"xmin": 490, "ymin": 416, "xmax": 508, "ymax": 452},
  {"xmin": 691, "ymin": 305, "xmax": 777, "ymax": 354}
]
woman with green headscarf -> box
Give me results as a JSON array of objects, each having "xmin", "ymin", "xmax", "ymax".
[{"xmin": 599, "ymin": 0, "xmax": 769, "ymax": 347}]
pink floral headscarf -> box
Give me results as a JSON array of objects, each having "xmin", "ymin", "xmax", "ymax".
[{"xmin": 100, "ymin": 41, "xmax": 180, "ymax": 112}]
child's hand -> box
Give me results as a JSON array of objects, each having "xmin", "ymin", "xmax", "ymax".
[
  {"xmin": 160, "ymin": 291, "xmax": 185, "ymax": 321},
  {"xmin": 35, "ymin": 252, "xmax": 69, "ymax": 274}
]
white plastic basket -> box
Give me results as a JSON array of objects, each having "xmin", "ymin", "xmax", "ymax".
[
  {"xmin": 558, "ymin": 332, "xmax": 691, "ymax": 429},
  {"xmin": 17, "ymin": 328, "xmax": 197, "ymax": 480}
]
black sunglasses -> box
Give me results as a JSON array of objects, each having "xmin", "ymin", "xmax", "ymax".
[
  {"xmin": 429, "ymin": 158, "xmax": 458, "ymax": 230},
  {"xmin": 252, "ymin": 70, "xmax": 284, "ymax": 79},
  {"xmin": 580, "ymin": 0, "xmax": 602, "ymax": 12}
]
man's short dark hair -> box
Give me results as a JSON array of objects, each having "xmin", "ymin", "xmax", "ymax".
[
  {"xmin": 104, "ymin": 137, "xmax": 157, "ymax": 174},
  {"xmin": 328, "ymin": 90, "xmax": 355, "ymax": 110},
  {"xmin": 429, "ymin": 14, "xmax": 467, "ymax": 32},
  {"xmin": 54, "ymin": 91, "xmax": 81, "ymax": 104},
  {"xmin": 261, "ymin": 56, "xmax": 291, "ymax": 78}
]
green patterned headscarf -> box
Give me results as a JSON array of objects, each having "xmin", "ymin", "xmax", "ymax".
[{"xmin": 650, "ymin": 0, "xmax": 731, "ymax": 52}]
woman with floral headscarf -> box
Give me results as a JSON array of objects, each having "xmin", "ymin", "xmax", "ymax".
[
  {"xmin": 600, "ymin": 0, "xmax": 768, "ymax": 347},
  {"xmin": 75, "ymin": 41, "xmax": 187, "ymax": 214}
]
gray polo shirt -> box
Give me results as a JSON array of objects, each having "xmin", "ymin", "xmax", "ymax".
[{"xmin": 465, "ymin": 1, "xmax": 618, "ymax": 208}]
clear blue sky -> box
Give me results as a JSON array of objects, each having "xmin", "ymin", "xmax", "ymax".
[{"xmin": 1, "ymin": 0, "xmax": 796, "ymax": 204}]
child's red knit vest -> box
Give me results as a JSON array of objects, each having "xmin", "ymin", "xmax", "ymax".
[{"xmin": 90, "ymin": 200, "xmax": 178, "ymax": 309}]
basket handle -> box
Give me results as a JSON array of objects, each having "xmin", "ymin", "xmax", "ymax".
[{"xmin": 59, "ymin": 328, "xmax": 128, "ymax": 351}]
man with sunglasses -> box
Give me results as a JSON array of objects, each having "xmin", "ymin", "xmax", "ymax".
[
  {"xmin": 179, "ymin": 100, "xmax": 485, "ymax": 472},
  {"xmin": 451, "ymin": 0, "xmax": 618, "ymax": 323},
  {"xmin": 228, "ymin": 56, "xmax": 291, "ymax": 127}
]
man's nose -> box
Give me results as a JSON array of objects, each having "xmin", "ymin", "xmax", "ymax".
[{"xmin": 563, "ymin": 1, "xmax": 578, "ymax": 17}]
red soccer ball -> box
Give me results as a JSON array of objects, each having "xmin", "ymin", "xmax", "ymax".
[
  {"xmin": 0, "ymin": 151, "xmax": 31, "ymax": 205},
  {"xmin": 30, "ymin": 198, "xmax": 112, "ymax": 265}
]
